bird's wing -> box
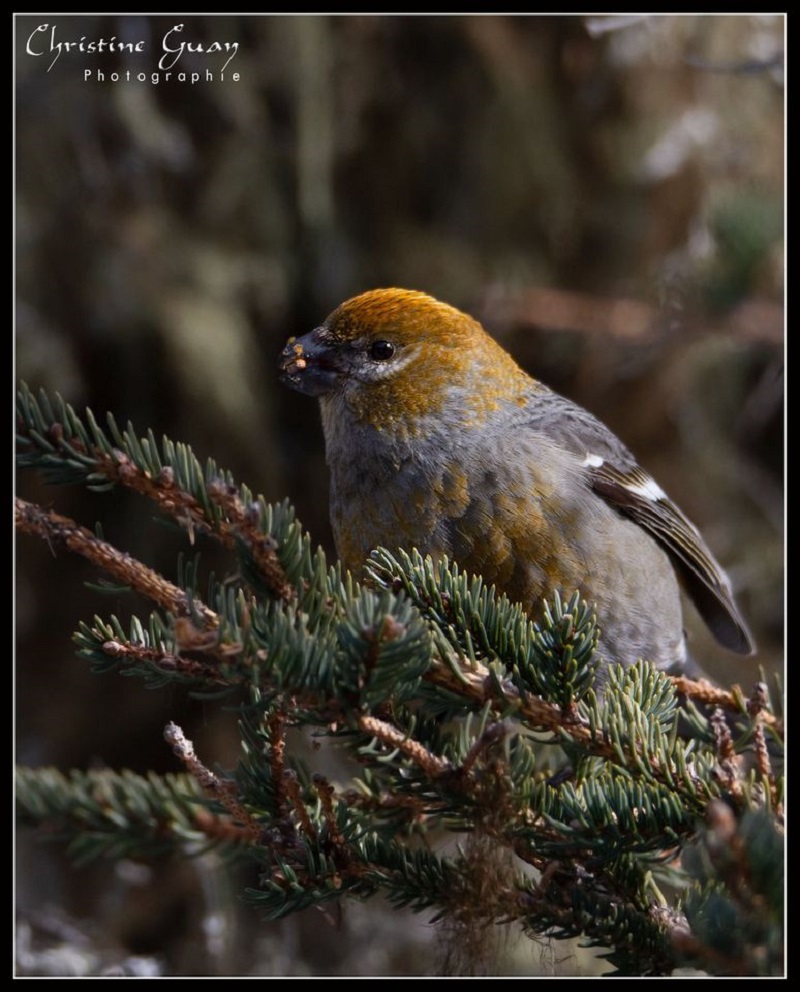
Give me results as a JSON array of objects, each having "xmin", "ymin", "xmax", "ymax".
[
  {"xmin": 513, "ymin": 390, "xmax": 755, "ymax": 655},
  {"xmin": 587, "ymin": 458, "xmax": 755, "ymax": 655}
]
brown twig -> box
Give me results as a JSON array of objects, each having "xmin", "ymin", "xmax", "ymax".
[
  {"xmin": 747, "ymin": 683, "xmax": 781, "ymax": 814},
  {"xmin": 206, "ymin": 480, "xmax": 295, "ymax": 602},
  {"xmin": 357, "ymin": 714, "xmax": 452, "ymax": 778},
  {"xmin": 458, "ymin": 722, "xmax": 509, "ymax": 777},
  {"xmin": 104, "ymin": 453, "xmax": 295, "ymax": 603},
  {"xmin": 163, "ymin": 722, "xmax": 262, "ymax": 843},
  {"xmin": 313, "ymin": 773, "xmax": 356, "ymax": 884},
  {"xmin": 97, "ymin": 452, "xmax": 229, "ymax": 549},
  {"xmin": 671, "ymin": 676, "xmax": 781, "ymax": 733},
  {"xmin": 282, "ymin": 769, "xmax": 317, "ymax": 840},
  {"xmin": 15, "ymin": 497, "xmax": 218, "ymax": 628},
  {"xmin": 98, "ymin": 638, "xmax": 236, "ymax": 685}
]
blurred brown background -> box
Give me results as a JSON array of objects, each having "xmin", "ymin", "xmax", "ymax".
[{"xmin": 15, "ymin": 14, "xmax": 783, "ymax": 977}]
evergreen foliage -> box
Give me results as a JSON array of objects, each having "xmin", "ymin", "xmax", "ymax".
[{"xmin": 15, "ymin": 384, "xmax": 784, "ymax": 976}]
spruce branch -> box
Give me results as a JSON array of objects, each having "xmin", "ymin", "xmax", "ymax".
[
  {"xmin": 15, "ymin": 385, "xmax": 784, "ymax": 976},
  {"xmin": 14, "ymin": 766, "xmax": 253, "ymax": 862},
  {"xmin": 16, "ymin": 383, "xmax": 295, "ymax": 602}
]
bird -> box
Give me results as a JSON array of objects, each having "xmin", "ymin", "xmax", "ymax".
[{"xmin": 279, "ymin": 287, "xmax": 754, "ymax": 678}]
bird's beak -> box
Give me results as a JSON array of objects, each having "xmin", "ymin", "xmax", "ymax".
[{"xmin": 278, "ymin": 329, "xmax": 339, "ymax": 397}]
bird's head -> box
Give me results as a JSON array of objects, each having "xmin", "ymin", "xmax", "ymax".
[{"xmin": 279, "ymin": 288, "xmax": 534, "ymax": 433}]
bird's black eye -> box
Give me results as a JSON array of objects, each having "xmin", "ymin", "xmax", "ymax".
[{"xmin": 368, "ymin": 340, "xmax": 395, "ymax": 361}]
